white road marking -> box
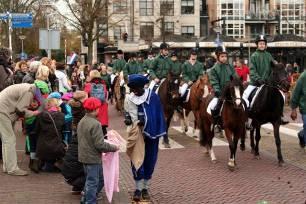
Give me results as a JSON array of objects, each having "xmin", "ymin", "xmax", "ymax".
[{"xmin": 261, "ymin": 123, "xmax": 303, "ymax": 138}]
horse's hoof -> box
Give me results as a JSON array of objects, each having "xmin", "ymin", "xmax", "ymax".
[
  {"xmin": 254, "ymin": 155, "xmax": 261, "ymax": 160},
  {"xmin": 278, "ymin": 161, "xmax": 285, "ymax": 167},
  {"xmin": 251, "ymin": 149, "xmax": 255, "ymax": 154},
  {"xmin": 211, "ymin": 159, "xmax": 217, "ymax": 164},
  {"xmin": 227, "ymin": 164, "xmax": 235, "ymax": 171},
  {"xmin": 240, "ymin": 145, "xmax": 246, "ymax": 151}
]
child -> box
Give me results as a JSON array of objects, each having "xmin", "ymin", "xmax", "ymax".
[
  {"xmin": 35, "ymin": 98, "xmax": 66, "ymax": 172},
  {"xmin": 77, "ymin": 97, "xmax": 118, "ymax": 204},
  {"xmin": 61, "ymin": 91, "xmax": 88, "ymax": 194}
]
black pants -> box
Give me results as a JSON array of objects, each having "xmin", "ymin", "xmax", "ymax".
[{"xmin": 0, "ymin": 138, "xmax": 2, "ymax": 160}]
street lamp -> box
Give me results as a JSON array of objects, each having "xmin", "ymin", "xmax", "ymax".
[{"xmin": 19, "ymin": 34, "xmax": 26, "ymax": 59}]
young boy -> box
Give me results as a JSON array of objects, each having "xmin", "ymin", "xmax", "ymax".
[
  {"xmin": 207, "ymin": 45, "xmax": 238, "ymax": 121},
  {"xmin": 77, "ymin": 97, "xmax": 118, "ymax": 204},
  {"xmin": 124, "ymin": 74, "xmax": 167, "ymax": 202}
]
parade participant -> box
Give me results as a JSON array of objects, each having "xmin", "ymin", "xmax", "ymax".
[
  {"xmin": 169, "ymin": 50, "xmax": 182, "ymax": 77},
  {"xmin": 179, "ymin": 48, "xmax": 204, "ymax": 101},
  {"xmin": 242, "ymin": 35, "xmax": 274, "ymax": 108},
  {"xmin": 148, "ymin": 42, "xmax": 171, "ymax": 90},
  {"xmin": 290, "ymin": 70, "xmax": 306, "ymax": 150},
  {"xmin": 14, "ymin": 60, "xmax": 28, "ymax": 84},
  {"xmin": 234, "ymin": 58, "xmax": 250, "ymax": 84},
  {"xmin": 123, "ymin": 53, "xmax": 143, "ymax": 79},
  {"xmin": 84, "ymin": 70, "xmax": 109, "ymax": 136},
  {"xmin": 0, "ymin": 83, "xmax": 43, "ymax": 176},
  {"xmin": 62, "ymin": 91, "xmax": 88, "ymax": 194},
  {"xmin": 23, "ymin": 61, "xmax": 41, "ymax": 84},
  {"xmin": 78, "ymin": 97, "xmax": 118, "ymax": 204},
  {"xmin": 293, "ymin": 62, "xmax": 301, "ymax": 74},
  {"xmin": 35, "ymin": 98, "xmax": 66, "ymax": 172},
  {"xmin": 111, "ymin": 50, "xmax": 126, "ymax": 84},
  {"xmin": 55, "ymin": 62, "xmax": 72, "ymax": 94},
  {"xmin": 124, "ymin": 74, "xmax": 167, "ymax": 202},
  {"xmin": 143, "ymin": 50, "xmax": 154, "ymax": 72},
  {"xmin": 100, "ymin": 64, "xmax": 111, "ymax": 90},
  {"xmin": 207, "ymin": 45, "xmax": 238, "ymax": 121}
]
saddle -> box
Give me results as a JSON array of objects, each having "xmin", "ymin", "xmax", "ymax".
[
  {"xmin": 182, "ymin": 88, "xmax": 191, "ymax": 103},
  {"xmin": 248, "ymin": 87, "xmax": 259, "ymax": 109}
]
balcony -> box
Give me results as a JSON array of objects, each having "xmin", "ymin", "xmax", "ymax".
[{"xmin": 245, "ymin": 11, "xmax": 279, "ymax": 24}]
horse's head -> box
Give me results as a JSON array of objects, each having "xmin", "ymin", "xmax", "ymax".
[
  {"xmin": 167, "ymin": 72, "xmax": 181, "ymax": 99},
  {"xmin": 198, "ymin": 74, "xmax": 211, "ymax": 98},
  {"xmin": 270, "ymin": 62, "xmax": 290, "ymax": 92},
  {"xmin": 223, "ymin": 76, "xmax": 244, "ymax": 109}
]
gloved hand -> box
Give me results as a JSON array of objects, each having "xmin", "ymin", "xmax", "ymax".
[
  {"xmin": 255, "ymin": 79, "xmax": 265, "ymax": 86},
  {"xmin": 124, "ymin": 118, "xmax": 132, "ymax": 126},
  {"xmin": 214, "ymin": 91, "xmax": 221, "ymax": 98}
]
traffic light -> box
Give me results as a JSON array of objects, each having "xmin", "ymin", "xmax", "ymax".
[{"xmin": 122, "ymin": 32, "xmax": 128, "ymax": 42}]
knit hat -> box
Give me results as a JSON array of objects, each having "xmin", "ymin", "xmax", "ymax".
[
  {"xmin": 48, "ymin": 92, "xmax": 62, "ymax": 99},
  {"xmin": 83, "ymin": 97, "xmax": 101, "ymax": 111},
  {"xmin": 128, "ymin": 74, "xmax": 149, "ymax": 88},
  {"xmin": 62, "ymin": 92, "xmax": 73, "ymax": 101},
  {"xmin": 34, "ymin": 80, "xmax": 50, "ymax": 94},
  {"xmin": 73, "ymin": 91, "xmax": 88, "ymax": 102}
]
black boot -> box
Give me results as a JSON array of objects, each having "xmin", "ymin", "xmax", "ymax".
[
  {"xmin": 133, "ymin": 190, "xmax": 142, "ymax": 202},
  {"xmin": 211, "ymin": 99, "xmax": 222, "ymax": 121},
  {"xmin": 141, "ymin": 189, "xmax": 150, "ymax": 201}
]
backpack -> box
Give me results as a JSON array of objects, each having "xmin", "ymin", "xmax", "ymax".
[{"xmin": 90, "ymin": 83, "xmax": 105, "ymax": 102}]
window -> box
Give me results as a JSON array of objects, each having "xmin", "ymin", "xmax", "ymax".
[
  {"xmin": 160, "ymin": 1, "xmax": 174, "ymax": 16},
  {"xmin": 181, "ymin": 26, "xmax": 194, "ymax": 37},
  {"xmin": 113, "ymin": 0, "xmax": 127, "ymax": 14},
  {"xmin": 181, "ymin": 0, "xmax": 194, "ymax": 14},
  {"xmin": 164, "ymin": 22, "xmax": 174, "ymax": 34},
  {"xmin": 140, "ymin": 22, "xmax": 154, "ymax": 40},
  {"xmin": 140, "ymin": 0, "xmax": 153, "ymax": 16},
  {"xmin": 114, "ymin": 26, "xmax": 125, "ymax": 40}
]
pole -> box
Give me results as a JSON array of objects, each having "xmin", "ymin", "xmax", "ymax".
[
  {"xmin": 64, "ymin": 39, "xmax": 67, "ymax": 65},
  {"xmin": 8, "ymin": 12, "xmax": 12, "ymax": 59},
  {"xmin": 47, "ymin": 15, "xmax": 51, "ymax": 58}
]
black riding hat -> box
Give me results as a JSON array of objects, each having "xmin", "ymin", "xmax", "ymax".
[
  {"xmin": 255, "ymin": 35, "xmax": 267, "ymax": 44},
  {"xmin": 160, "ymin": 42, "xmax": 169, "ymax": 50}
]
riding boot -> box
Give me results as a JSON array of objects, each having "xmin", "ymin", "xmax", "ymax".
[
  {"xmin": 120, "ymin": 86, "xmax": 126, "ymax": 99},
  {"xmin": 211, "ymin": 99, "xmax": 223, "ymax": 126}
]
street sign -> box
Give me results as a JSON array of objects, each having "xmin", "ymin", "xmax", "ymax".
[
  {"xmin": 11, "ymin": 13, "xmax": 33, "ymax": 28},
  {"xmin": 39, "ymin": 29, "xmax": 60, "ymax": 50},
  {"xmin": 0, "ymin": 13, "xmax": 8, "ymax": 20}
]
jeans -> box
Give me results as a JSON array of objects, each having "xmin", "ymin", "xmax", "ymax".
[
  {"xmin": 302, "ymin": 114, "xmax": 306, "ymax": 144},
  {"xmin": 83, "ymin": 164, "xmax": 103, "ymax": 204}
]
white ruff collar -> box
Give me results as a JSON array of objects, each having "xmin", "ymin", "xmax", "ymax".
[{"xmin": 128, "ymin": 88, "xmax": 150, "ymax": 105}]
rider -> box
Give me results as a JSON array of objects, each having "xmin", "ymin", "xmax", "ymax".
[
  {"xmin": 208, "ymin": 45, "xmax": 238, "ymax": 121},
  {"xmin": 169, "ymin": 50, "xmax": 182, "ymax": 77},
  {"xmin": 111, "ymin": 49, "xmax": 126, "ymax": 86},
  {"xmin": 242, "ymin": 34, "xmax": 274, "ymax": 109},
  {"xmin": 137, "ymin": 53, "xmax": 147, "ymax": 75},
  {"xmin": 179, "ymin": 48, "xmax": 204, "ymax": 101},
  {"xmin": 123, "ymin": 53, "xmax": 139, "ymax": 80},
  {"xmin": 148, "ymin": 42, "xmax": 171, "ymax": 90},
  {"xmin": 143, "ymin": 50, "xmax": 154, "ymax": 73}
]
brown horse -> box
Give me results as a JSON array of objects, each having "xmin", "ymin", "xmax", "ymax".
[
  {"xmin": 180, "ymin": 74, "xmax": 211, "ymax": 134},
  {"xmin": 199, "ymin": 76, "xmax": 247, "ymax": 170},
  {"xmin": 113, "ymin": 75, "xmax": 125, "ymax": 113},
  {"xmin": 158, "ymin": 73, "xmax": 181, "ymax": 146}
]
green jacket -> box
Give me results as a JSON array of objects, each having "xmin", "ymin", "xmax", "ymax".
[
  {"xmin": 250, "ymin": 50, "xmax": 274, "ymax": 85},
  {"xmin": 208, "ymin": 62, "xmax": 237, "ymax": 96},
  {"xmin": 100, "ymin": 73, "xmax": 111, "ymax": 90},
  {"xmin": 182, "ymin": 61, "xmax": 204, "ymax": 82},
  {"xmin": 169, "ymin": 60, "xmax": 182, "ymax": 77},
  {"xmin": 123, "ymin": 60, "xmax": 145, "ymax": 77},
  {"xmin": 291, "ymin": 71, "xmax": 306, "ymax": 114},
  {"xmin": 112, "ymin": 58, "xmax": 126, "ymax": 73},
  {"xmin": 149, "ymin": 54, "xmax": 171, "ymax": 79},
  {"xmin": 144, "ymin": 58, "xmax": 154, "ymax": 72}
]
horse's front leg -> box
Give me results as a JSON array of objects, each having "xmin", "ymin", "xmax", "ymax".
[
  {"xmin": 273, "ymin": 121, "xmax": 284, "ymax": 166},
  {"xmin": 250, "ymin": 122, "xmax": 255, "ymax": 153},
  {"xmin": 163, "ymin": 110, "xmax": 174, "ymax": 148},
  {"xmin": 224, "ymin": 128, "xmax": 235, "ymax": 171},
  {"xmin": 254, "ymin": 126, "xmax": 261, "ymax": 159},
  {"xmin": 240, "ymin": 125, "xmax": 246, "ymax": 151}
]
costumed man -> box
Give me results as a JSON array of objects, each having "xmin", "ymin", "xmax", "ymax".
[
  {"xmin": 148, "ymin": 42, "xmax": 171, "ymax": 91},
  {"xmin": 143, "ymin": 51, "xmax": 154, "ymax": 73},
  {"xmin": 179, "ymin": 48, "xmax": 204, "ymax": 102},
  {"xmin": 207, "ymin": 45, "xmax": 238, "ymax": 122},
  {"xmin": 124, "ymin": 74, "xmax": 167, "ymax": 202}
]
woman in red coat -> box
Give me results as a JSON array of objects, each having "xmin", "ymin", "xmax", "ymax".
[
  {"xmin": 234, "ymin": 58, "xmax": 250, "ymax": 84},
  {"xmin": 84, "ymin": 70, "xmax": 109, "ymax": 135}
]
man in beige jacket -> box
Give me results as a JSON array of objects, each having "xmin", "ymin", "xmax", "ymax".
[{"xmin": 0, "ymin": 83, "xmax": 41, "ymax": 176}]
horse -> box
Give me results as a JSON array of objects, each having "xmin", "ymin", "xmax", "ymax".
[
  {"xmin": 246, "ymin": 63, "xmax": 290, "ymax": 166},
  {"xmin": 199, "ymin": 76, "xmax": 246, "ymax": 171},
  {"xmin": 112, "ymin": 73, "xmax": 125, "ymax": 113},
  {"xmin": 158, "ymin": 72, "xmax": 181, "ymax": 147},
  {"xmin": 180, "ymin": 74, "xmax": 211, "ymax": 134}
]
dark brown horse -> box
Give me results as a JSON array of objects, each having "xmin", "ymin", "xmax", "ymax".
[
  {"xmin": 158, "ymin": 73, "xmax": 181, "ymax": 146},
  {"xmin": 180, "ymin": 74, "xmax": 211, "ymax": 134},
  {"xmin": 199, "ymin": 76, "xmax": 247, "ymax": 170},
  {"xmin": 246, "ymin": 63, "xmax": 290, "ymax": 166}
]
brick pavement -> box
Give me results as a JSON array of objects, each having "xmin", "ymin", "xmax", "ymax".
[{"xmin": 1, "ymin": 104, "xmax": 306, "ymax": 204}]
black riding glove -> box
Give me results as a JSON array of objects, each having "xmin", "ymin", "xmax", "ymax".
[
  {"xmin": 214, "ymin": 91, "xmax": 221, "ymax": 98},
  {"xmin": 255, "ymin": 79, "xmax": 265, "ymax": 86}
]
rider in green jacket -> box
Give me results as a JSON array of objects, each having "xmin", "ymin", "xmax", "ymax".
[
  {"xmin": 169, "ymin": 51, "xmax": 182, "ymax": 77},
  {"xmin": 208, "ymin": 46, "xmax": 238, "ymax": 120}
]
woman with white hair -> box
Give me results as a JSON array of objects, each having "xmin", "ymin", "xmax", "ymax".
[
  {"xmin": 34, "ymin": 65, "xmax": 51, "ymax": 96},
  {"xmin": 22, "ymin": 61, "xmax": 42, "ymax": 84}
]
